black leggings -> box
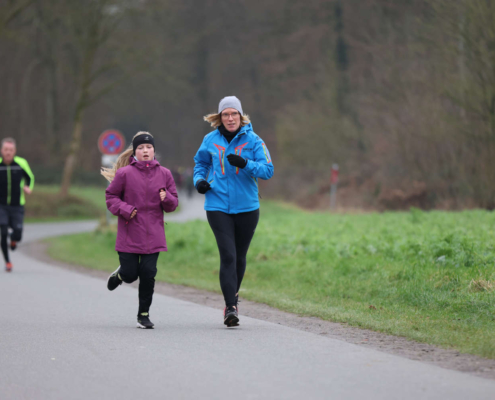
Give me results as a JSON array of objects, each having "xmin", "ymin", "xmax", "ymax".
[
  {"xmin": 207, "ymin": 209, "xmax": 259, "ymax": 307},
  {"xmin": 1, "ymin": 225, "xmax": 22, "ymax": 263},
  {"xmin": 118, "ymin": 252, "xmax": 159, "ymax": 315}
]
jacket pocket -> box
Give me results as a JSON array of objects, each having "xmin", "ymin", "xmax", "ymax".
[{"xmin": 121, "ymin": 216, "xmax": 129, "ymax": 243}]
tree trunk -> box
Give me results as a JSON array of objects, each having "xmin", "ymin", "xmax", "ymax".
[
  {"xmin": 20, "ymin": 59, "xmax": 42, "ymax": 142},
  {"xmin": 45, "ymin": 58, "xmax": 60, "ymax": 156},
  {"xmin": 59, "ymin": 18, "xmax": 97, "ymax": 198},
  {"xmin": 60, "ymin": 108, "xmax": 83, "ymax": 197},
  {"xmin": 458, "ymin": 5, "xmax": 466, "ymax": 119}
]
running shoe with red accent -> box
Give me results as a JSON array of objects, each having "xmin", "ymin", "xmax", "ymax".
[
  {"xmin": 10, "ymin": 241, "xmax": 17, "ymax": 251},
  {"xmin": 224, "ymin": 306, "xmax": 239, "ymax": 327},
  {"xmin": 5, "ymin": 262, "xmax": 12, "ymax": 272}
]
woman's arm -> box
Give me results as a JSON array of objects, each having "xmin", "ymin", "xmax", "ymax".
[
  {"xmin": 193, "ymin": 135, "xmax": 212, "ymax": 187},
  {"xmin": 161, "ymin": 170, "xmax": 179, "ymax": 213},
  {"xmin": 105, "ymin": 169, "xmax": 136, "ymax": 220},
  {"xmin": 243, "ymin": 139, "xmax": 274, "ymax": 180}
]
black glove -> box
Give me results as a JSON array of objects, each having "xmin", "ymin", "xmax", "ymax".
[
  {"xmin": 227, "ymin": 154, "xmax": 247, "ymax": 169},
  {"xmin": 196, "ymin": 180, "xmax": 211, "ymax": 194}
]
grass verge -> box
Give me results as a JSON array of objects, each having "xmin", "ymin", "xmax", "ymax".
[
  {"xmin": 25, "ymin": 185, "xmax": 106, "ymax": 222},
  {"xmin": 45, "ymin": 202, "xmax": 495, "ymax": 358}
]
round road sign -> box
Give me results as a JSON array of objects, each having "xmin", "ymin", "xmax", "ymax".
[{"xmin": 98, "ymin": 130, "xmax": 126, "ymax": 155}]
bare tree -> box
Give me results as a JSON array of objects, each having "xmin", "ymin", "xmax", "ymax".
[{"xmin": 59, "ymin": 0, "xmax": 139, "ymax": 197}]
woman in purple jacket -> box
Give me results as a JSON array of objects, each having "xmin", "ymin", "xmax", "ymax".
[{"xmin": 101, "ymin": 132, "xmax": 179, "ymax": 329}]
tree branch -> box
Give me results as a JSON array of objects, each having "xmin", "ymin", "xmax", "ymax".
[{"xmin": 0, "ymin": 0, "xmax": 34, "ymax": 31}]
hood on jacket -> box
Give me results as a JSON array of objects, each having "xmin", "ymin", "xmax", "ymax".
[{"xmin": 129, "ymin": 156, "xmax": 160, "ymax": 170}]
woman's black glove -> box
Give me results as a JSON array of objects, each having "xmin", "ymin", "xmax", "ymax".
[
  {"xmin": 227, "ymin": 154, "xmax": 247, "ymax": 169},
  {"xmin": 196, "ymin": 180, "xmax": 211, "ymax": 194}
]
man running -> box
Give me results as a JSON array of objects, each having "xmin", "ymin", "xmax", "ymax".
[{"xmin": 0, "ymin": 138, "xmax": 34, "ymax": 272}]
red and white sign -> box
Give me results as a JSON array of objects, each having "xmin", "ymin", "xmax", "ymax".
[
  {"xmin": 330, "ymin": 164, "xmax": 339, "ymax": 185},
  {"xmin": 98, "ymin": 130, "xmax": 126, "ymax": 155}
]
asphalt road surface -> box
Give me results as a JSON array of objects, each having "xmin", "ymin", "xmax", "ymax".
[{"xmin": 1, "ymin": 220, "xmax": 495, "ymax": 400}]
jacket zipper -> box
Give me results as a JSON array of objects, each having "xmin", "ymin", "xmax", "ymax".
[
  {"xmin": 221, "ymin": 131, "xmax": 246, "ymax": 214},
  {"xmin": 230, "ymin": 132, "xmax": 245, "ymax": 213},
  {"xmin": 226, "ymin": 135, "xmax": 232, "ymax": 213},
  {"xmin": 7, "ymin": 165, "xmax": 11, "ymax": 205},
  {"xmin": 146, "ymin": 163, "xmax": 150, "ymax": 253}
]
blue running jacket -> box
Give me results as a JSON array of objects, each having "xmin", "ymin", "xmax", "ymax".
[{"xmin": 193, "ymin": 123, "xmax": 274, "ymax": 214}]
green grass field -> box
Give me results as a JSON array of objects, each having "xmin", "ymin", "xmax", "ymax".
[
  {"xmin": 35, "ymin": 185, "xmax": 107, "ymax": 211},
  {"xmin": 25, "ymin": 185, "xmax": 106, "ymax": 222},
  {"xmin": 46, "ymin": 202, "xmax": 495, "ymax": 358}
]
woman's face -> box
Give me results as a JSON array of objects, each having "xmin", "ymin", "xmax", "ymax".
[
  {"xmin": 135, "ymin": 144, "xmax": 154, "ymax": 162},
  {"xmin": 221, "ymin": 107, "xmax": 241, "ymax": 132}
]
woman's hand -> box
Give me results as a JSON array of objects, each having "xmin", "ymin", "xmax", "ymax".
[
  {"xmin": 226, "ymin": 154, "xmax": 247, "ymax": 169},
  {"xmin": 160, "ymin": 189, "xmax": 167, "ymax": 201},
  {"xmin": 196, "ymin": 180, "xmax": 211, "ymax": 194},
  {"xmin": 130, "ymin": 209, "xmax": 137, "ymax": 219}
]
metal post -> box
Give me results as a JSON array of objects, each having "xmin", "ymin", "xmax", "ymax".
[
  {"xmin": 105, "ymin": 183, "xmax": 112, "ymax": 226},
  {"xmin": 330, "ymin": 164, "xmax": 339, "ymax": 210},
  {"xmin": 102, "ymin": 154, "xmax": 119, "ymax": 225}
]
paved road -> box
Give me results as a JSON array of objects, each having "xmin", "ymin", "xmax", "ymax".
[
  {"xmin": 165, "ymin": 191, "xmax": 207, "ymax": 222},
  {"xmin": 1, "ymin": 221, "xmax": 495, "ymax": 399},
  {"xmin": 22, "ymin": 220, "xmax": 99, "ymax": 243}
]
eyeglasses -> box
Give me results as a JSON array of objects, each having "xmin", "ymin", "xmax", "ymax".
[{"xmin": 221, "ymin": 112, "xmax": 240, "ymax": 119}]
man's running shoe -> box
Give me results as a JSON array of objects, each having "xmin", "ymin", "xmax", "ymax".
[
  {"xmin": 137, "ymin": 312, "xmax": 154, "ymax": 329},
  {"xmin": 107, "ymin": 266, "xmax": 122, "ymax": 291},
  {"xmin": 224, "ymin": 306, "xmax": 239, "ymax": 327},
  {"xmin": 10, "ymin": 241, "xmax": 17, "ymax": 251},
  {"xmin": 5, "ymin": 262, "xmax": 12, "ymax": 272}
]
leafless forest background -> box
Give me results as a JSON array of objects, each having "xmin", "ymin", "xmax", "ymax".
[{"xmin": 1, "ymin": 0, "xmax": 494, "ymax": 209}]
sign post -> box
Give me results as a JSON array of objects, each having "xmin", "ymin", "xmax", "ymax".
[
  {"xmin": 330, "ymin": 164, "xmax": 339, "ymax": 210},
  {"xmin": 98, "ymin": 130, "xmax": 126, "ymax": 225}
]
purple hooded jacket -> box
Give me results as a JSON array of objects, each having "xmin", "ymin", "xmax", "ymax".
[{"xmin": 105, "ymin": 157, "xmax": 178, "ymax": 254}]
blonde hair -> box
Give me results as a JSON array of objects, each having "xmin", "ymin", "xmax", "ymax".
[
  {"xmin": 203, "ymin": 112, "xmax": 251, "ymax": 128},
  {"xmin": 101, "ymin": 131, "xmax": 153, "ymax": 183}
]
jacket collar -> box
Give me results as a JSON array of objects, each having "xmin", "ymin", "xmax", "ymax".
[
  {"xmin": 216, "ymin": 122, "xmax": 252, "ymax": 142},
  {"xmin": 129, "ymin": 156, "xmax": 160, "ymax": 170}
]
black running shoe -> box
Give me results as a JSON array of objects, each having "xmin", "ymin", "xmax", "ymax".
[
  {"xmin": 10, "ymin": 241, "xmax": 17, "ymax": 251},
  {"xmin": 224, "ymin": 306, "xmax": 239, "ymax": 327},
  {"xmin": 137, "ymin": 313, "xmax": 154, "ymax": 329},
  {"xmin": 107, "ymin": 266, "xmax": 122, "ymax": 291}
]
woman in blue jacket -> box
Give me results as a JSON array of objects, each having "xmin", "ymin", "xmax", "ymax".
[{"xmin": 194, "ymin": 96, "xmax": 274, "ymax": 327}]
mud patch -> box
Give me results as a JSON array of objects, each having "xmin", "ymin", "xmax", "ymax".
[{"xmin": 24, "ymin": 240, "xmax": 495, "ymax": 381}]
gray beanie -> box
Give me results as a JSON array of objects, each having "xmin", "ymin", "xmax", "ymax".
[{"xmin": 218, "ymin": 96, "xmax": 243, "ymax": 115}]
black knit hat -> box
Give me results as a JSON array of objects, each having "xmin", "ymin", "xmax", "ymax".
[{"xmin": 132, "ymin": 134, "xmax": 155, "ymax": 154}]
